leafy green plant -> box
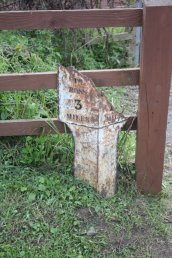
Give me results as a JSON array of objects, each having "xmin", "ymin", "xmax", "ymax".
[
  {"xmin": 0, "ymin": 11, "xmax": 171, "ymax": 258},
  {"xmin": 0, "ymin": 28, "xmax": 133, "ymax": 169},
  {"xmin": 0, "ymin": 164, "xmax": 171, "ymax": 258},
  {"xmin": 20, "ymin": 134, "xmax": 74, "ymax": 166},
  {"xmin": 0, "ymin": 133, "xmax": 74, "ymax": 166}
]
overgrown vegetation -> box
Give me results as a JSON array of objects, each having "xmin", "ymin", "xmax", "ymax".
[
  {"xmin": 0, "ymin": 164, "xmax": 171, "ymax": 257},
  {"xmin": 0, "ymin": 28, "xmax": 130, "ymax": 166},
  {"xmin": 0, "ymin": 0, "xmax": 134, "ymax": 11},
  {"xmin": 0, "ymin": 27, "xmax": 172, "ymax": 257}
]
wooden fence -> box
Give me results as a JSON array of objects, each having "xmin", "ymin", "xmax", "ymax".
[{"xmin": 0, "ymin": 0, "xmax": 172, "ymax": 195}]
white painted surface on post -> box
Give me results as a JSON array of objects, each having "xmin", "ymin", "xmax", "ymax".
[{"xmin": 58, "ymin": 66, "xmax": 126, "ymax": 197}]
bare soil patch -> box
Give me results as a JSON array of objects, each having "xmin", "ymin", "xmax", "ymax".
[{"xmin": 76, "ymin": 206, "xmax": 172, "ymax": 257}]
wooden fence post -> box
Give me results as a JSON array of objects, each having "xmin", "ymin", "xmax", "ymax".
[{"xmin": 136, "ymin": 0, "xmax": 172, "ymax": 194}]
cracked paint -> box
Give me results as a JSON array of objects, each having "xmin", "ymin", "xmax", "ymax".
[{"xmin": 58, "ymin": 65, "xmax": 127, "ymax": 197}]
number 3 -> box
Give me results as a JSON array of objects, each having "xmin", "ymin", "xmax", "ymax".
[{"xmin": 75, "ymin": 99, "xmax": 82, "ymax": 110}]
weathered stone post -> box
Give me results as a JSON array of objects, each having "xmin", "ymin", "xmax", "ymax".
[{"xmin": 58, "ymin": 66, "xmax": 126, "ymax": 197}]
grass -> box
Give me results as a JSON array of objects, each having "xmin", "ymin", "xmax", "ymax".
[
  {"xmin": 0, "ymin": 163, "xmax": 171, "ymax": 257},
  {"xmin": 0, "ymin": 29, "xmax": 172, "ymax": 257}
]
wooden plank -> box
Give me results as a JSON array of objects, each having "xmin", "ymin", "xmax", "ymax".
[
  {"xmin": 0, "ymin": 119, "xmax": 69, "ymax": 136},
  {"xmin": 0, "ymin": 68, "xmax": 140, "ymax": 91},
  {"xmin": 83, "ymin": 69, "xmax": 140, "ymax": 87},
  {"xmin": 0, "ymin": 9, "xmax": 143, "ymax": 30},
  {"xmin": 136, "ymin": 1, "xmax": 172, "ymax": 194},
  {"xmin": 0, "ymin": 117, "xmax": 137, "ymax": 137}
]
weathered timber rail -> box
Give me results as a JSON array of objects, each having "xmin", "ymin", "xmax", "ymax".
[
  {"xmin": 0, "ymin": 68, "xmax": 140, "ymax": 91},
  {"xmin": 0, "ymin": 0, "xmax": 172, "ymax": 195},
  {"xmin": 0, "ymin": 117, "xmax": 137, "ymax": 137},
  {"xmin": 0, "ymin": 9, "xmax": 142, "ymax": 29}
]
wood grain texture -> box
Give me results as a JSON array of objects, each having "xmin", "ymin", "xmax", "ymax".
[
  {"xmin": 0, "ymin": 9, "xmax": 142, "ymax": 30},
  {"xmin": 0, "ymin": 119, "xmax": 70, "ymax": 136},
  {"xmin": 0, "ymin": 68, "xmax": 140, "ymax": 91},
  {"xmin": 0, "ymin": 117, "xmax": 137, "ymax": 137},
  {"xmin": 136, "ymin": 1, "xmax": 172, "ymax": 194}
]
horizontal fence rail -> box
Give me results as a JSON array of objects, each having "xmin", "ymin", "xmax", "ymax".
[
  {"xmin": 0, "ymin": 9, "xmax": 143, "ymax": 30},
  {"xmin": 0, "ymin": 68, "xmax": 140, "ymax": 91},
  {"xmin": 0, "ymin": 117, "xmax": 137, "ymax": 137},
  {"xmin": 0, "ymin": 9, "xmax": 139, "ymax": 137},
  {"xmin": 0, "ymin": 1, "xmax": 171, "ymax": 197}
]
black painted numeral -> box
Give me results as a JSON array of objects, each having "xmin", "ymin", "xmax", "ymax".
[{"xmin": 75, "ymin": 99, "xmax": 82, "ymax": 110}]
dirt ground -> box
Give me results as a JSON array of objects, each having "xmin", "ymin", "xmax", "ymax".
[{"xmin": 76, "ymin": 204, "xmax": 172, "ymax": 258}]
